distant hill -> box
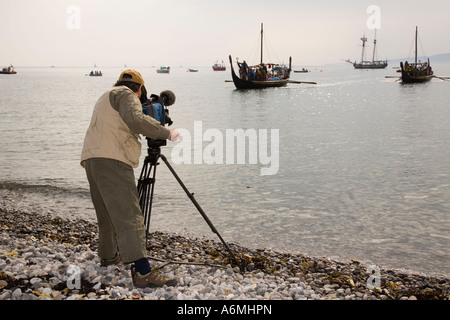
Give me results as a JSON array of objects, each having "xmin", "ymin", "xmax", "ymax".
[
  {"xmin": 429, "ymin": 53, "xmax": 450, "ymax": 63},
  {"xmin": 389, "ymin": 53, "xmax": 450, "ymax": 64}
]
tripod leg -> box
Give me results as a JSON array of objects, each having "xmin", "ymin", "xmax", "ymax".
[
  {"xmin": 158, "ymin": 154, "xmax": 243, "ymax": 271},
  {"xmin": 137, "ymin": 160, "xmax": 158, "ymax": 239}
]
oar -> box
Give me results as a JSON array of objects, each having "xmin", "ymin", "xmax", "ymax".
[
  {"xmin": 225, "ymin": 80, "xmax": 233, "ymax": 82},
  {"xmin": 288, "ymin": 80, "xmax": 317, "ymax": 85},
  {"xmin": 432, "ymin": 75, "xmax": 449, "ymax": 81},
  {"xmin": 385, "ymin": 76, "xmax": 400, "ymax": 78}
]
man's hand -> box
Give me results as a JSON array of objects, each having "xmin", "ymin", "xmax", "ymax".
[{"xmin": 168, "ymin": 129, "xmax": 180, "ymax": 141}]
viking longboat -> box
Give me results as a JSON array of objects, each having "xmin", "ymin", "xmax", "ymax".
[
  {"xmin": 400, "ymin": 26, "xmax": 434, "ymax": 84},
  {"xmin": 228, "ymin": 23, "xmax": 292, "ymax": 89},
  {"xmin": 229, "ymin": 56, "xmax": 292, "ymax": 89}
]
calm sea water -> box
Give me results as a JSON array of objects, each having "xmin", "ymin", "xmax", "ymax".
[{"xmin": 1, "ymin": 64, "xmax": 449, "ymax": 276}]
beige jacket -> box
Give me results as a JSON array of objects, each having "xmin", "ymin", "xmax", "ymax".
[{"xmin": 81, "ymin": 86, "xmax": 170, "ymax": 168}]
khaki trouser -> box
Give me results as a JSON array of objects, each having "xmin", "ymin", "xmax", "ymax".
[{"xmin": 84, "ymin": 158, "xmax": 147, "ymax": 263}]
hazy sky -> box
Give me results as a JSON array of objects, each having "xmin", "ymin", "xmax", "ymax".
[{"xmin": 1, "ymin": 0, "xmax": 449, "ymax": 67}]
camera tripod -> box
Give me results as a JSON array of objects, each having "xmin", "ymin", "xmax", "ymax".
[{"xmin": 137, "ymin": 139, "xmax": 243, "ymax": 271}]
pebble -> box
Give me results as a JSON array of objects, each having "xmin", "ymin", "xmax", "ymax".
[{"xmin": 1, "ymin": 203, "xmax": 449, "ymax": 300}]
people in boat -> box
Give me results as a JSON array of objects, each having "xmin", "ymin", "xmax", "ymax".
[
  {"xmin": 404, "ymin": 61, "xmax": 433, "ymax": 77},
  {"xmin": 255, "ymin": 68, "xmax": 263, "ymax": 81},
  {"xmin": 237, "ymin": 60, "xmax": 289, "ymax": 82},
  {"xmin": 238, "ymin": 60, "xmax": 249, "ymax": 81},
  {"xmin": 260, "ymin": 64, "xmax": 267, "ymax": 80},
  {"xmin": 2, "ymin": 65, "xmax": 14, "ymax": 73}
]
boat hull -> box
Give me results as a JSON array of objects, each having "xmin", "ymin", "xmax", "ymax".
[
  {"xmin": 401, "ymin": 72, "xmax": 433, "ymax": 83},
  {"xmin": 231, "ymin": 69, "xmax": 288, "ymax": 89},
  {"xmin": 353, "ymin": 62, "xmax": 388, "ymax": 69},
  {"xmin": 402, "ymin": 72, "xmax": 433, "ymax": 83},
  {"xmin": 157, "ymin": 66, "xmax": 170, "ymax": 74}
]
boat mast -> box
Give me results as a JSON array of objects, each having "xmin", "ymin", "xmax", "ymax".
[
  {"xmin": 415, "ymin": 26, "xmax": 418, "ymax": 64},
  {"xmin": 372, "ymin": 30, "xmax": 377, "ymax": 63},
  {"xmin": 360, "ymin": 35, "xmax": 367, "ymax": 62},
  {"xmin": 260, "ymin": 23, "xmax": 263, "ymax": 64}
]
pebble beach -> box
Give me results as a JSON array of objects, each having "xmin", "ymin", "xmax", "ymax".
[{"xmin": 1, "ymin": 189, "xmax": 449, "ymax": 301}]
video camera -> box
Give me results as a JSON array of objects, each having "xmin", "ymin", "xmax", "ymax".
[
  {"xmin": 140, "ymin": 89, "xmax": 176, "ymax": 148},
  {"xmin": 141, "ymin": 89, "xmax": 175, "ymax": 126}
]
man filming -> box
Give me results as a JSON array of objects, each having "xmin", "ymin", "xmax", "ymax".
[{"xmin": 81, "ymin": 69, "xmax": 179, "ymax": 288}]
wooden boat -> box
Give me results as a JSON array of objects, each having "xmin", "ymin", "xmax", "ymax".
[
  {"xmin": 400, "ymin": 27, "xmax": 433, "ymax": 83},
  {"xmin": 156, "ymin": 66, "xmax": 170, "ymax": 74},
  {"xmin": 294, "ymin": 68, "xmax": 309, "ymax": 73},
  {"xmin": 347, "ymin": 30, "xmax": 388, "ymax": 69},
  {"xmin": 187, "ymin": 69, "xmax": 198, "ymax": 72},
  {"xmin": 229, "ymin": 24, "xmax": 292, "ymax": 89},
  {"xmin": 0, "ymin": 65, "xmax": 17, "ymax": 74},
  {"xmin": 212, "ymin": 61, "xmax": 226, "ymax": 71}
]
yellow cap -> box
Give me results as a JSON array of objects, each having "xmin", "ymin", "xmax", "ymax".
[{"xmin": 118, "ymin": 69, "xmax": 145, "ymax": 85}]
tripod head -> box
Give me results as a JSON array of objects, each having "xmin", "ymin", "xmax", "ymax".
[{"xmin": 147, "ymin": 137, "xmax": 166, "ymax": 149}]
